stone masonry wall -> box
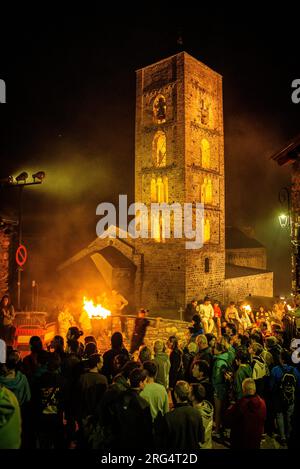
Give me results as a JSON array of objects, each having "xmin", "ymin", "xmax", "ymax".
[
  {"xmin": 111, "ymin": 316, "xmax": 190, "ymax": 349},
  {"xmin": 224, "ymin": 272, "xmax": 273, "ymax": 304},
  {"xmin": 184, "ymin": 53, "xmax": 225, "ymax": 304},
  {"xmin": 226, "ymin": 247, "xmax": 267, "ymax": 270}
]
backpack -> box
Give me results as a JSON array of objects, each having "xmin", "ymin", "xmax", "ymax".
[
  {"xmin": 82, "ymin": 414, "xmax": 113, "ymax": 450},
  {"xmin": 41, "ymin": 386, "xmax": 60, "ymax": 415},
  {"xmin": 279, "ymin": 370, "xmax": 297, "ymax": 409}
]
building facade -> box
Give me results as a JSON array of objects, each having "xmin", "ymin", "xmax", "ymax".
[
  {"xmin": 0, "ymin": 216, "xmax": 17, "ymax": 298},
  {"xmin": 271, "ymin": 134, "xmax": 300, "ymax": 296}
]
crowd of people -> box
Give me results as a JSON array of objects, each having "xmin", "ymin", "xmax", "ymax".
[{"xmin": 0, "ymin": 294, "xmax": 300, "ymax": 450}]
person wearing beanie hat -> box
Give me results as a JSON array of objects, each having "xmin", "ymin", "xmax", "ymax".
[
  {"xmin": 265, "ymin": 336, "xmax": 282, "ymax": 369},
  {"xmin": 153, "ymin": 340, "xmax": 170, "ymax": 389}
]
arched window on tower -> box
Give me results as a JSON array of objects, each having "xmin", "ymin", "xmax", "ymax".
[
  {"xmin": 206, "ymin": 178, "xmax": 213, "ymax": 204},
  {"xmin": 157, "ymin": 177, "xmax": 164, "ymax": 203},
  {"xmin": 151, "ymin": 177, "xmax": 157, "ymax": 202},
  {"xmin": 200, "ymin": 178, "xmax": 213, "ymax": 204},
  {"xmin": 201, "ymin": 178, "xmax": 207, "ymax": 203},
  {"xmin": 152, "ymin": 131, "xmax": 167, "ymax": 167},
  {"xmin": 163, "ymin": 176, "xmax": 168, "ymax": 203},
  {"xmin": 153, "ymin": 95, "xmax": 166, "ymax": 124},
  {"xmin": 201, "ymin": 139, "xmax": 210, "ymax": 169},
  {"xmin": 150, "ymin": 176, "xmax": 168, "ymax": 204},
  {"xmin": 204, "ymin": 257, "xmax": 210, "ymax": 273},
  {"xmin": 150, "ymin": 175, "xmax": 169, "ymax": 242},
  {"xmin": 204, "ymin": 218, "xmax": 211, "ymax": 243}
]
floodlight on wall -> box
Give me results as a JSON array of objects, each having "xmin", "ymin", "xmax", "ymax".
[
  {"xmin": 32, "ymin": 171, "xmax": 46, "ymax": 182},
  {"xmin": 15, "ymin": 172, "xmax": 29, "ymax": 183}
]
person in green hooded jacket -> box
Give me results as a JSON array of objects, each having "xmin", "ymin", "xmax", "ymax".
[
  {"xmin": 212, "ymin": 342, "xmax": 230, "ymax": 438},
  {"xmin": 233, "ymin": 347, "xmax": 252, "ymax": 400},
  {"xmin": 0, "ymin": 384, "xmax": 21, "ymax": 449},
  {"xmin": 0, "ymin": 349, "xmax": 31, "ymax": 407}
]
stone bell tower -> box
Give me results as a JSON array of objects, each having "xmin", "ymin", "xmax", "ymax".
[{"xmin": 135, "ymin": 52, "xmax": 225, "ymax": 313}]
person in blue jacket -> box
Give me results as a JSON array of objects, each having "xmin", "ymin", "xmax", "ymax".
[{"xmin": 270, "ymin": 349, "xmax": 300, "ymax": 446}]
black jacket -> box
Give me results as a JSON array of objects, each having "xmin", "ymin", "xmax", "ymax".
[
  {"xmin": 190, "ymin": 377, "xmax": 214, "ymax": 404},
  {"xmin": 111, "ymin": 388, "xmax": 153, "ymax": 450},
  {"xmin": 102, "ymin": 348, "xmax": 129, "ymax": 382},
  {"xmin": 184, "ymin": 304, "xmax": 198, "ymax": 322},
  {"xmin": 160, "ymin": 403, "xmax": 204, "ymax": 451},
  {"xmin": 169, "ymin": 349, "xmax": 184, "ymax": 389},
  {"xmin": 194, "ymin": 347, "xmax": 213, "ymax": 369},
  {"xmin": 130, "ymin": 318, "xmax": 150, "ymax": 353},
  {"xmin": 77, "ymin": 371, "xmax": 108, "ymax": 419}
]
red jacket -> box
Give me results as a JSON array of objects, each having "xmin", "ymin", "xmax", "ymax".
[
  {"xmin": 225, "ymin": 394, "xmax": 266, "ymax": 449},
  {"xmin": 213, "ymin": 305, "xmax": 222, "ymax": 318}
]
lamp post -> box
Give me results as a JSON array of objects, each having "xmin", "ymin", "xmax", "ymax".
[
  {"xmin": 278, "ymin": 186, "xmax": 300, "ymax": 296},
  {"xmin": 0, "ymin": 171, "xmax": 45, "ymax": 310},
  {"xmin": 278, "ymin": 187, "xmax": 291, "ymax": 228}
]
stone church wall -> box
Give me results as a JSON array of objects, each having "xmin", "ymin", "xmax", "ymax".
[
  {"xmin": 224, "ymin": 272, "xmax": 273, "ymax": 304},
  {"xmin": 226, "ymin": 247, "xmax": 267, "ymax": 270}
]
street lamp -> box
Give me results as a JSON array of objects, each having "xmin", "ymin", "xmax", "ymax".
[
  {"xmin": 278, "ymin": 186, "xmax": 300, "ymax": 296},
  {"xmin": 278, "ymin": 187, "xmax": 291, "ymax": 229},
  {"xmin": 0, "ymin": 171, "xmax": 46, "ymax": 309},
  {"xmin": 279, "ymin": 213, "xmax": 289, "ymax": 228},
  {"xmin": 32, "ymin": 171, "xmax": 45, "ymax": 182}
]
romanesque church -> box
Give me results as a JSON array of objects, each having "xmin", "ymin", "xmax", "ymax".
[{"xmin": 58, "ymin": 52, "xmax": 273, "ymax": 315}]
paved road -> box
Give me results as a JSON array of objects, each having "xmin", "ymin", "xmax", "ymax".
[{"xmin": 212, "ymin": 434, "xmax": 287, "ymax": 449}]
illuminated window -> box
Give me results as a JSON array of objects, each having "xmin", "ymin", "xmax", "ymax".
[
  {"xmin": 150, "ymin": 176, "xmax": 169, "ymax": 242},
  {"xmin": 206, "ymin": 179, "xmax": 213, "ymax": 204},
  {"xmin": 151, "ymin": 178, "xmax": 157, "ymax": 202},
  {"xmin": 153, "ymin": 95, "xmax": 166, "ymax": 124},
  {"xmin": 201, "ymin": 139, "xmax": 210, "ymax": 169},
  {"xmin": 163, "ymin": 176, "xmax": 168, "ymax": 203},
  {"xmin": 152, "ymin": 211, "xmax": 161, "ymax": 242},
  {"xmin": 204, "ymin": 218, "xmax": 211, "ymax": 243},
  {"xmin": 201, "ymin": 178, "xmax": 207, "ymax": 203},
  {"xmin": 204, "ymin": 257, "xmax": 210, "ymax": 273},
  {"xmin": 150, "ymin": 176, "xmax": 168, "ymax": 204},
  {"xmin": 200, "ymin": 178, "xmax": 213, "ymax": 204},
  {"xmin": 157, "ymin": 177, "xmax": 164, "ymax": 202},
  {"xmin": 152, "ymin": 131, "xmax": 167, "ymax": 167}
]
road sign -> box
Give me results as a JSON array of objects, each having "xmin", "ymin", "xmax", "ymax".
[{"xmin": 16, "ymin": 244, "xmax": 27, "ymax": 267}]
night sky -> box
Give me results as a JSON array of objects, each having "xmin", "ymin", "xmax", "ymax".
[{"xmin": 0, "ymin": 6, "xmax": 300, "ymax": 301}]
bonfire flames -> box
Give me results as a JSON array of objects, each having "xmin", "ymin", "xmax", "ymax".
[{"xmin": 83, "ymin": 296, "xmax": 111, "ymax": 319}]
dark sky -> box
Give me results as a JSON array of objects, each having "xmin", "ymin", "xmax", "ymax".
[{"xmin": 0, "ymin": 6, "xmax": 300, "ymax": 299}]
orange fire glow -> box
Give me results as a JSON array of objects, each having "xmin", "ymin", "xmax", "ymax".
[{"xmin": 83, "ymin": 296, "xmax": 111, "ymax": 319}]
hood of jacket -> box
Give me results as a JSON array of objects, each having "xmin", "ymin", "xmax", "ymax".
[
  {"xmin": 0, "ymin": 371, "xmax": 27, "ymax": 393},
  {"xmin": 0, "ymin": 385, "xmax": 21, "ymax": 449},
  {"xmin": 154, "ymin": 352, "xmax": 170, "ymax": 363},
  {"xmin": 241, "ymin": 394, "xmax": 265, "ymax": 415},
  {"xmin": 197, "ymin": 399, "xmax": 214, "ymax": 418},
  {"xmin": 252, "ymin": 355, "xmax": 267, "ymax": 379},
  {"xmin": 0, "ymin": 385, "xmax": 16, "ymax": 429},
  {"xmin": 214, "ymin": 352, "xmax": 229, "ymax": 364}
]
